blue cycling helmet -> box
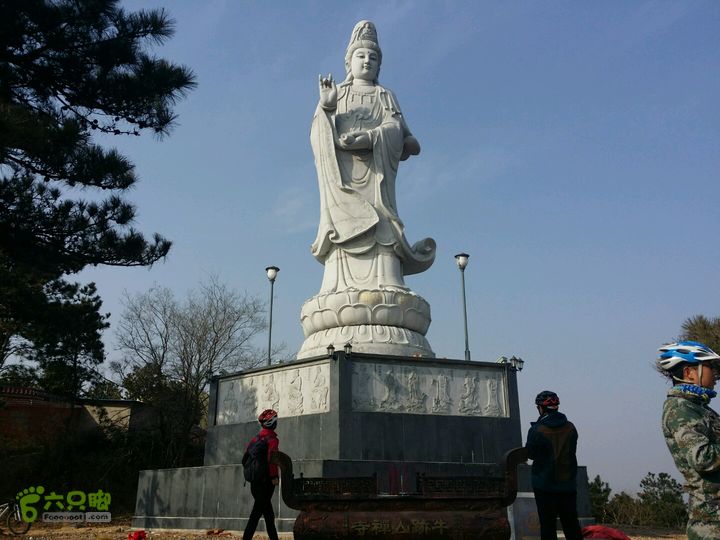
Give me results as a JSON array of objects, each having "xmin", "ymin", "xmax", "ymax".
[{"xmin": 657, "ymin": 340, "xmax": 720, "ymax": 372}]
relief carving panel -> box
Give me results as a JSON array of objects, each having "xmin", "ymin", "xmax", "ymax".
[
  {"xmin": 351, "ymin": 362, "xmax": 508, "ymax": 417},
  {"xmin": 216, "ymin": 362, "xmax": 330, "ymax": 425}
]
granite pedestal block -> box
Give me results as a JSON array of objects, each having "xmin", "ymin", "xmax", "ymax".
[
  {"xmin": 131, "ymin": 461, "xmax": 592, "ymax": 533},
  {"xmin": 133, "ymin": 352, "xmax": 584, "ymax": 534},
  {"xmin": 205, "ymin": 352, "xmax": 521, "ymax": 466}
]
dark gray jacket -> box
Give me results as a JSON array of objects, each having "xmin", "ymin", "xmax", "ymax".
[{"xmin": 526, "ymin": 411, "xmax": 578, "ymax": 492}]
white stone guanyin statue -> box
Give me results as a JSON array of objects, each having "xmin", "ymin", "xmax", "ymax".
[{"xmin": 298, "ymin": 20, "xmax": 436, "ymax": 359}]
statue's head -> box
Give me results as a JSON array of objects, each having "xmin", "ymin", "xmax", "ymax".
[{"xmin": 344, "ymin": 20, "xmax": 382, "ymax": 83}]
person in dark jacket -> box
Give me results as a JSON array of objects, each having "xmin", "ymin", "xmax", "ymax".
[
  {"xmin": 242, "ymin": 409, "xmax": 280, "ymax": 540},
  {"xmin": 526, "ymin": 391, "xmax": 583, "ymax": 540}
]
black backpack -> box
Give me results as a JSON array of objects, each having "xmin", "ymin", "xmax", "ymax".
[{"xmin": 242, "ymin": 435, "xmax": 269, "ymax": 482}]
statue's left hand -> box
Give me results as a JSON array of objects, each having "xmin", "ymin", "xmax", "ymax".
[{"xmin": 338, "ymin": 131, "xmax": 371, "ymax": 150}]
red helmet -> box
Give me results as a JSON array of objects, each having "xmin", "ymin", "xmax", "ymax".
[
  {"xmin": 535, "ymin": 391, "xmax": 559, "ymax": 410},
  {"xmin": 258, "ymin": 409, "xmax": 278, "ymax": 427}
]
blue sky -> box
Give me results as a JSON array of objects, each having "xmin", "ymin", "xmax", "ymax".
[{"xmin": 79, "ymin": 0, "xmax": 720, "ymax": 495}]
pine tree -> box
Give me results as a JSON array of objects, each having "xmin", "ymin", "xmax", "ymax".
[
  {"xmin": 680, "ymin": 315, "xmax": 720, "ymax": 351},
  {"xmin": 637, "ymin": 472, "xmax": 687, "ymax": 528},
  {"xmin": 588, "ymin": 474, "xmax": 612, "ymax": 522},
  {"xmin": 27, "ymin": 282, "xmax": 110, "ymax": 399},
  {"xmin": 0, "ymin": 0, "xmax": 195, "ymax": 378}
]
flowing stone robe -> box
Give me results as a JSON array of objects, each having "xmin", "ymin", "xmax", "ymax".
[{"xmin": 310, "ymin": 81, "xmax": 435, "ymax": 294}]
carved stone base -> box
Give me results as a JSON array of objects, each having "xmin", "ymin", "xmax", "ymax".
[
  {"xmin": 298, "ymin": 288, "xmax": 433, "ymax": 359},
  {"xmin": 300, "ymin": 289, "xmax": 431, "ymax": 336},
  {"xmin": 297, "ymin": 325, "xmax": 434, "ymax": 359}
]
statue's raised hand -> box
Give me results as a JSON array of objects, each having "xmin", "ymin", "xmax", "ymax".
[{"xmin": 319, "ymin": 73, "xmax": 337, "ymax": 110}]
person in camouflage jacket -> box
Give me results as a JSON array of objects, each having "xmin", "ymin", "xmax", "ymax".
[{"xmin": 657, "ymin": 341, "xmax": 720, "ymax": 540}]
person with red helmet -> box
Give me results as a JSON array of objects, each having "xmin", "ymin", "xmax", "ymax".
[
  {"xmin": 242, "ymin": 409, "xmax": 280, "ymax": 540},
  {"xmin": 525, "ymin": 391, "xmax": 583, "ymax": 540}
]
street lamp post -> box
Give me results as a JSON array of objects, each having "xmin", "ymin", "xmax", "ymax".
[
  {"xmin": 509, "ymin": 356, "xmax": 524, "ymax": 372},
  {"xmin": 497, "ymin": 355, "xmax": 525, "ymax": 372},
  {"xmin": 265, "ymin": 266, "xmax": 279, "ymax": 366},
  {"xmin": 455, "ymin": 253, "xmax": 471, "ymax": 361}
]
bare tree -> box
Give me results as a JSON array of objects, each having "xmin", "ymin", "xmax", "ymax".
[
  {"xmin": 114, "ymin": 278, "xmax": 267, "ymax": 382},
  {"xmin": 114, "ymin": 286, "xmax": 175, "ymax": 376},
  {"xmin": 172, "ymin": 278, "xmax": 267, "ymax": 386},
  {"xmin": 113, "ymin": 277, "xmax": 269, "ymax": 466}
]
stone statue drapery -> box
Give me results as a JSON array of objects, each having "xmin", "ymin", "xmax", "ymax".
[
  {"xmin": 310, "ymin": 82, "xmax": 435, "ymax": 293},
  {"xmin": 298, "ymin": 20, "xmax": 436, "ymax": 359}
]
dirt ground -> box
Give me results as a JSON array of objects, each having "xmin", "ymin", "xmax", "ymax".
[
  {"xmin": 0, "ymin": 516, "xmax": 684, "ymax": 540},
  {"xmin": 0, "ymin": 515, "xmax": 289, "ymax": 540},
  {"xmin": 621, "ymin": 528, "xmax": 685, "ymax": 540}
]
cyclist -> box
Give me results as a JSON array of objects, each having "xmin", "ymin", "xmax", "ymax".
[
  {"xmin": 242, "ymin": 409, "xmax": 280, "ymax": 540},
  {"xmin": 525, "ymin": 390, "xmax": 583, "ymax": 540},
  {"xmin": 658, "ymin": 341, "xmax": 720, "ymax": 539}
]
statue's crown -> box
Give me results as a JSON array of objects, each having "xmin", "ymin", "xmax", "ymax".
[
  {"xmin": 354, "ymin": 21, "xmax": 378, "ymax": 44},
  {"xmin": 347, "ymin": 20, "xmax": 380, "ymax": 52}
]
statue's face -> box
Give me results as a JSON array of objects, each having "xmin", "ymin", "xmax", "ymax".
[{"xmin": 350, "ymin": 47, "xmax": 379, "ymax": 81}]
